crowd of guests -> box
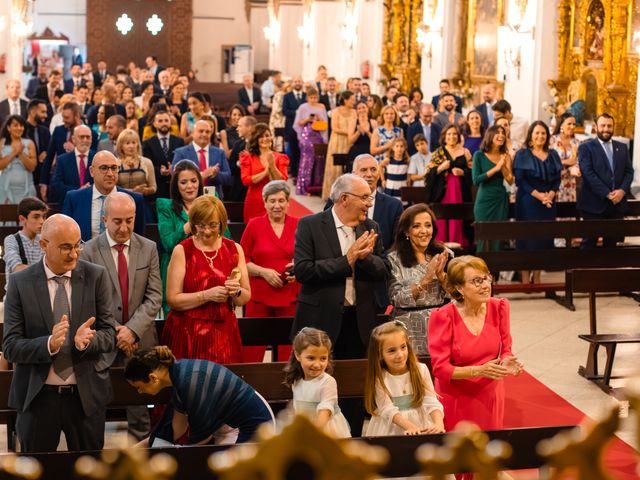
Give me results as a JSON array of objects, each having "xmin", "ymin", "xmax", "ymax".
[{"xmin": 0, "ymin": 58, "xmax": 634, "ymax": 455}]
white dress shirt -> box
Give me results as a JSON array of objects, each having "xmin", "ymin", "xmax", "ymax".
[
  {"xmin": 191, "ymin": 141, "xmax": 209, "ymax": 169},
  {"xmin": 106, "ymin": 230, "xmax": 130, "ymax": 267},
  {"xmin": 91, "ymin": 186, "xmax": 117, "ymax": 239},
  {"xmin": 331, "ymin": 208, "xmax": 356, "ymax": 305}
]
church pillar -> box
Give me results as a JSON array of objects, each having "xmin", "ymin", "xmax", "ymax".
[
  {"xmin": 419, "ymin": 0, "xmax": 455, "ymax": 99},
  {"xmin": 0, "ymin": 0, "xmax": 30, "ymax": 83}
]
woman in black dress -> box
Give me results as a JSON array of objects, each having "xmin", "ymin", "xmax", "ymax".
[{"xmin": 347, "ymin": 101, "xmax": 377, "ymax": 166}]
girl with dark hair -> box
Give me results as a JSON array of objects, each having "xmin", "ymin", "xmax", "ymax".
[
  {"xmin": 0, "ymin": 115, "xmax": 37, "ymax": 203},
  {"xmin": 513, "ymin": 120, "xmax": 563, "ymax": 283},
  {"xmin": 463, "ymin": 110, "xmax": 484, "ymax": 155},
  {"xmin": 168, "ymin": 81, "xmax": 188, "ymax": 119},
  {"xmin": 387, "ymin": 204, "xmax": 450, "ymax": 355},
  {"xmin": 180, "ymin": 92, "xmax": 207, "ymax": 143},
  {"xmin": 283, "ymin": 327, "xmax": 351, "ymax": 437},
  {"xmin": 409, "ymin": 87, "xmax": 424, "ymax": 109},
  {"xmin": 472, "ymin": 125, "xmax": 513, "ymax": 252},
  {"xmin": 240, "ymin": 123, "xmax": 289, "ymax": 222},
  {"xmin": 125, "ymin": 346, "xmax": 274, "ymax": 446},
  {"xmin": 550, "ymin": 112, "xmax": 580, "ymax": 202},
  {"xmin": 425, "ymin": 125, "xmax": 472, "ymax": 246},
  {"xmin": 91, "ymin": 103, "xmax": 116, "ymax": 142},
  {"xmin": 220, "ymin": 103, "xmax": 246, "ymax": 157}
]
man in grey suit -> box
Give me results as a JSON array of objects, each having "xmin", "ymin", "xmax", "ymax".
[
  {"xmin": 97, "ymin": 115, "xmax": 126, "ymax": 154},
  {"xmin": 3, "ymin": 214, "xmax": 117, "ymax": 452},
  {"xmin": 81, "ymin": 192, "xmax": 162, "ymax": 440}
]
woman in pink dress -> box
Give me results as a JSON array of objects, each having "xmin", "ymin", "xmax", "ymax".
[{"xmin": 427, "ymin": 256, "xmax": 523, "ymax": 435}]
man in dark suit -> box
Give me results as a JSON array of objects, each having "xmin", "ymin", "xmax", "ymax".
[
  {"xmin": 50, "ymin": 125, "xmax": 94, "ymax": 203},
  {"xmin": 394, "ymin": 93, "xmax": 417, "ymax": 138},
  {"xmin": 81, "ymin": 192, "xmax": 162, "ymax": 440},
  {"xmin": 63, "ymin": 64, "xmax": 84, "ymax": 94},
  {"xmin": 577, "ymin": 113, "xmax": 634, "ymax": 248},
  {"xmin": 237, "ymin": 73, "xmax": 262, "ymax": 115},
  {"xmin": 142, "ymin": 110, "xmax": 184, "ymax": 199},
  {"xmin": 474, "ymin": 83, "xmax": 497, "ymax": 129},
  {"xmin": 93, "ymin": 60, "xmax": 110, "ymax": 88},
  {"xmin": 283, "ymin": 75, "xmax": 306, "ymax": 180},
  {"xmin": 407, "ymin": 104, "xmax": 441, "ymax": 154},
  {"xmin": 86, "ymin": 84, "xmax": 126, "ymax": 126},
  {"xmin": 62, "ymin": 151, "xmax": 145, "ymax": 241},
  {"xmin": 0, "ymin": 79, "xmax": 28, "ymax": 125},
  {"xmin": 145, "ymin": 56, "xmax": 164, "ymax": 84},
  {"xmin": 25, "ymin": 99, "xmax": 51, "ymax": 185},
  {"xmin": 34, "ymin": 70, "xmax": 62, "ymax": 106},
  {"xmin": 431, "ymin": 78, "xmax": 463, "ymax": 114},
  {"xmin": 319, "ymin": 77, "xmax": 339, "ymax": 112},
  {"xmin": 26, "ymin": 64, "xmax": 49, "ymax": 99},
  {"xmin": 3, "ymin": 214, "xmax": 117, "ymax": 452},
  {"xmin": 171, "ymin": 120, "xmax": 231, "ymax": 193}
]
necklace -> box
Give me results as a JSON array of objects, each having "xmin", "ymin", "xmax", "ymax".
[{"xmin": 196, "ymin": 240, "xmax": 219, "ymax": 271}]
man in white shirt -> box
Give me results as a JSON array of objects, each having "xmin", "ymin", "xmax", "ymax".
[
  {"xmin": 0, "ymin": 79, "xmax": 28, "ymax": 125},
  {"xmin": 492, "ymin": 99, "xmax": 529, "ymax": 146},
  {"xmin": 260, "ymin": 70, "xmax": 281, "ymax": 110},
  {"xmin": 238, "ymin": 73, "xmax": 261, "ymax": 114}
]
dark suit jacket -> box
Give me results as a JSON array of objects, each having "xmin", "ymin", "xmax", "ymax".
[
  {"xmin": 62, "ymin": 187, "xmax": 145, "ymax": 241},
  {"xmin": 407, "ymin": 121, "xmax": 442, "ymax": 154},
  {"xmin": 50, "ymin": 150, "xmax": 95, "ymax": 203},
  {"xmin": 319, "ymin": 92, "xmax": 340, "ymax": 112},
  {"xmin": 26, "ymin": 77, "xmax": 47, "ymax": 99},
  {"xmin": 237, "ymin": 86, "xmax": 262, "ymax": 112},
  {"xmin": 0, "ymin": 98, "xmax": 28, "ymax": 125},
  {"xmin": 93, "ymin": 71, "xmax": 111, "ymax": 88},
  {"xmin": 283, "ymin": 91, "xmax": 306, "ymax": 137},
  {"xmin": 86, "ymin": 103, "xmax": 126, "ymax": 127},
  {"xmin": 2, "ymin": 259, "xmax": 117, "ymax": 416},
  {"xmin": 81, "ymin": 232, "xmax": 161, "ymax": 366},
  {"xmin": 41, "ymin": 125, "xmax": 99, "ymax": 186},
  {"xmin": 292, "ymin": 209, "xmax": 389, "ymax": 345},
  {"xmin": 474, "ymin": 102, "xmax": 493, "ymax": 129},
  {"xmin": 577, "ymin": 138, "xmax": 634, "ymax": 215},
  {"xmin": 431, "ymin": 94, "xmax": 463, "ymax": 113},
  {"xmin": 172, "ymin": 144, "xmax": 232, "ymax": 187},
  {"xmin": 142, "ymin": 135, "xmax": 184, "ymax": 198}
]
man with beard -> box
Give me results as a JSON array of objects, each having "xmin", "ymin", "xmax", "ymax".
[
  {"xmin": 433, "ymin": 93, "xmax": 464, "ymax": 129},
  {"xmin": 142, "ymin": 110, "xmax": 184, "ymax": 199},
  {"xmin": 25, "ymin": 99, "xmax": 51, "ymax": 185},
  {"xmin": 577, "ymin": 113, "xmax": 634, "ymax": 248}
]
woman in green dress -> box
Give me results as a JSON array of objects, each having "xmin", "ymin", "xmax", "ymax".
[{"xmin": 471, "ymin": 125, "xmax": 514, "ymax": 252}]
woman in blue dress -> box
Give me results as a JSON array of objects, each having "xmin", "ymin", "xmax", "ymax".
[
  {"xmin": 513, "ymin": 120, "xmax": 562, "ymax": 284},
  {"xmin": 0, "ymin": 115, "xmax": 37, "ymax": 204},
  {"xmin": 370, "ymin": 105, "xmax": 402, "ymax": 163},
  {"xmin": 126, "ymin": 346, "xmax": 275, "ymax": 446}
]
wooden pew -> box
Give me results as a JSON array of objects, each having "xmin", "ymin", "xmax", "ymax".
[
  {"xmin": 228, "ymin": 222, "xmax": 246, "ymax": 241},
  {"xmin": 1, "ymin": 424, "xmax": 573, "ymax": 480},
  {"xmin": 224, "ymin": 202, "xmax": 244, "ymax": 223},
  {"xmin": 569, "ymin": 268, "xmax": 640, "ymax": 393},
  {"xmin": 0, "ymin": 204, "xmax": 18, "ymax": 223}
]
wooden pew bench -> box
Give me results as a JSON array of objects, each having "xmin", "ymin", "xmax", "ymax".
[{"xmin": 570, "ymin": 268, "xmax": 640, "ymax": 393}]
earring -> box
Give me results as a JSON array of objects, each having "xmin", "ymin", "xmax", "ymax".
[{"xmin": 406, "ymin": 235, "xmax": 409, "ymax": 240}]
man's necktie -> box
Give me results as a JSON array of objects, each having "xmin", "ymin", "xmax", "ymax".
[
  {"xmin": 161, "ymin": 137, "xmax": 169, "ymax": 159},
  {"xmin": 10, "ymin": 102, "xmax": 18, "ymax": 116},
  {"xmin": 99, "ymin": 195, "xmax": 106, "ymax": 233},
  {"xmin": 198, "ymin": 148, "xmax": 207, "ymax": 171},
  {"xmin": 340, "ymin": 226, "xmax": 356, "ymax": 305},
  {"xmin": 78, "ymin": 154, "xmax": 86, "ymax": 184},
  {"xmin": 113, "ymin": 244, "xmax": 129, "ymax": 323},
  {"xmin": 52, "ymin": 276, "xmax": 73, "ymax": 380},
  {"xmin": 604, "ymin": 142, "xmax": 614, "ymax": 172}
]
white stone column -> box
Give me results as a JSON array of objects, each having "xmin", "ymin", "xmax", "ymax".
[
  {"xmin": 420, "ymin": 0, "xmax": 453, "ymax": 99},
  {"xmin": 632, "ymin": 72, "xmax": 640, "ymax": 196},
  {"xmin": 0, "ymin": 0, "xmax": 27, "ymax": 84}
]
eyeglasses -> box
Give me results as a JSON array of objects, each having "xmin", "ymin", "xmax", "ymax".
[
  {"xmin": 466, "ymin": 274, "xmax": 493, "ymax": 288},
  {"xmin": 43, "ymin": 239, "xmax": 84, "ymax": 255},
  {"xmin": 96, "ymin": 165, "xmax": 119, "ymax": 173},
  {"xmin": 196, "ymin": 222, "xmax": 220, "ymax": 231},
  {"xmin": 343, "ymin": 192, "xmax": 374, "ymax": 203}
]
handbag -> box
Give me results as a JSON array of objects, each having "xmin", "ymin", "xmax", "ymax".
[{"xmin": 311, "ymin": 120, "xmax": 328, "ymax": 131}]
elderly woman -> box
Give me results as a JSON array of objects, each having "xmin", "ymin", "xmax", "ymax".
[
  {"xmin": 388, "ymin": 204, "xmax": 450, "ymax": 356},
  {"xmin": 240, "ymin": 123, "xmax": 289, "ymax": 222},
  {"xmin": 428, "ymin": 256, "xmax": 523, "ymax": 438},
  {"xmin": 162, "ymin": 195, "xmax": 250, "ymax": 363}
]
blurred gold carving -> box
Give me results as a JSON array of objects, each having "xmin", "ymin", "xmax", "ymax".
[
  {"xmin": 75, "ymin": 436, "xmax": 177, "ymax": 480},
  {"xmin": 0, "ymin": 454, "xmax": 42, "ymax": 480},
  {"xmin": 380, "ymin": 0, "xmax": 424, "ymax": 91},
  {"xmin": 537, "ymin": 405, "xmax": 619, "ymax": 480},
  {"xmin": 417, "ymin": 422, "xmax": 512, "ymax": 480},
  {"xmin": 209, "ymin": 415, "xmax": 388, "ymax": 480}
]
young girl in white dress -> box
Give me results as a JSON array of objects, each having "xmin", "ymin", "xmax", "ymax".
[
  {"xmin": 283, "ymin": 327, "xmax": 351, "ymax": 438},
  {"xmin": 364, "ymin": 320, "xmax": 445, "ymax": 436}
]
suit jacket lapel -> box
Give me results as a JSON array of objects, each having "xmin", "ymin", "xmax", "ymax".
[
  {"xmin": 97, "ymin": 234, "xmax": 120, "ymax": 297},
  {"xmin": 127, "ymin": 235, "xmax": 139, "ymax": 305},
  {"xmin": 70, "ymin": 261, "xmax": 85, "ymax": 329},
  {"xmin": 320, "ymin": 210, "xmax": 343, "ymax": 258},
  {"xmin": 34, "ymin": 262, "xmax": 55, "ymax": 332}
]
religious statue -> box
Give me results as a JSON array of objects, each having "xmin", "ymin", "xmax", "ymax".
[
  {"xmin": 566, "ymin": 79, "xmax": 586, "ymax": 126},
  {"xmin": 588, "ymin": 14, "xmax": 604, "ymax": 60}
]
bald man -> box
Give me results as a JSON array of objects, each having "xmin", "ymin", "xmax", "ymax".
[
  {"xmin": 50, "ymin": 124, "xmax": 95, "ymax": 203},
  {"xmin": 81, "ymin": 192, "xmax": 161, "ymax": 440},
  {"xmin": 3, "ymin": 214, "xmax": 117, "ymax": 452},
  {"xmin": 0, "ymin": 79, "xmax": 28, "ymax": 125}
]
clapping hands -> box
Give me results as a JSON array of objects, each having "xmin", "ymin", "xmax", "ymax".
[{"xmin": 346, "ymin": 229, "xmax": 378, "ymax": 267}]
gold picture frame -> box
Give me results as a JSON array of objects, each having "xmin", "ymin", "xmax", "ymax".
[{"xmin": 465, "ymin": 0, "xmax": 506, "ymax": 82}]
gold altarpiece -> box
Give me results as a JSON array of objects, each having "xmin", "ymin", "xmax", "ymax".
[{"xmin": 556, "ymin": 0, "xmax": 639, "ymax": 136}]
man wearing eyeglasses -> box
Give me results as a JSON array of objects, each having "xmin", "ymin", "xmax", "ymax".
[
  {"xmin": 49, "ymin": 125, "xmax": 95, "ymax": 203},
  {"xmin": 3, "ymin": 214, "xmax": 117, "ymax": 452},
  {"xmin": 81, "ymin": 192, "xmax": 161, "ymax": 441},
  {"xmin": 62, "ymin": 151, "xmax": 145, "ymax": 241}
]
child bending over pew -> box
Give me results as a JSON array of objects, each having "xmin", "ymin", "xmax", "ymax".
[
  {"xmin": 283, "ymin": 328, "xmax": 351, "ymax": 438},
  {"xmin": 364, "ymin": 320, "xmax": 445, "ymax": 436},
  {"xmin": 125, "ymin": 346, "xmax": 275, "ymax": 446}
]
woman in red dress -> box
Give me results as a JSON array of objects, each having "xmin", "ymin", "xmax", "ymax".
[
  {"xmin": 240, "ymin": 180, "xmax": 299, "ymax": 361},
  {"xmin": 427, "ymin": 256, "xmax": 523, "ymax": 434},
  {"xmin": 240, "ymin": 123, "xmax": 289, "ymax": 222},
  {"xmin": 163, "ymin": 194, "xmax": 251, "ymax": 363}
]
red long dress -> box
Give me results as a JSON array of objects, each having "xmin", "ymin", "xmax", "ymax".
[
  {"xmin": 427, "ymin": 297, "xmax": 513, "ymax": 431},
  {"xmin": 240, "ymin": 151, "xmax": 289, "ymax": 223},
  {"xmin": 161, "ymin": 236, "xmax": 243, "ymax": 363}
]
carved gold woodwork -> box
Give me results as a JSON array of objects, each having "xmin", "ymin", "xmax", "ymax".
[
  {"xmin": 0, "ymin": 454, "xmax": 42, "ymax": 480},
  {"xmin": 74, "ymin": 436, "xmax": 177, "ymax": 480},
  {"xmin": 417, "ymin": 421, "xmax": 511, "ymax": 480},
  {"xmin": 380, "ymin": 0, "xmax": 424, "ymax": 91},
  {"xmin": 555, "ymin": 0, "xmax": 638, "ymax": 136},
  {"xmin": 537, "ymin": 405, "xmax": 619, "ymax": 480},
  {"xmin": 209, "ymin": 415, "xmax": 388, "ymax": 480}
]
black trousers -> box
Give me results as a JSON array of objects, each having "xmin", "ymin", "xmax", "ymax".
[
  {"xmin": 286, "ymin": 133, "xmax": 301, "ymax": 178},
  {"xmin": 579, "ymin": 207, "xmax": 625, "ymax": 249},
  {"xmin": 16, "ymin": 385, "xmax": 106, "ymax": 453},
  {"xmin": 332, "ymin": 306, "xmax": 367, "ymax": 436}
]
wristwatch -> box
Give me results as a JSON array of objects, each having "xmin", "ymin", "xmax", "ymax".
[{"xmin": 235, "ymin": 288, "xmax": 242, "ymax": 298}]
